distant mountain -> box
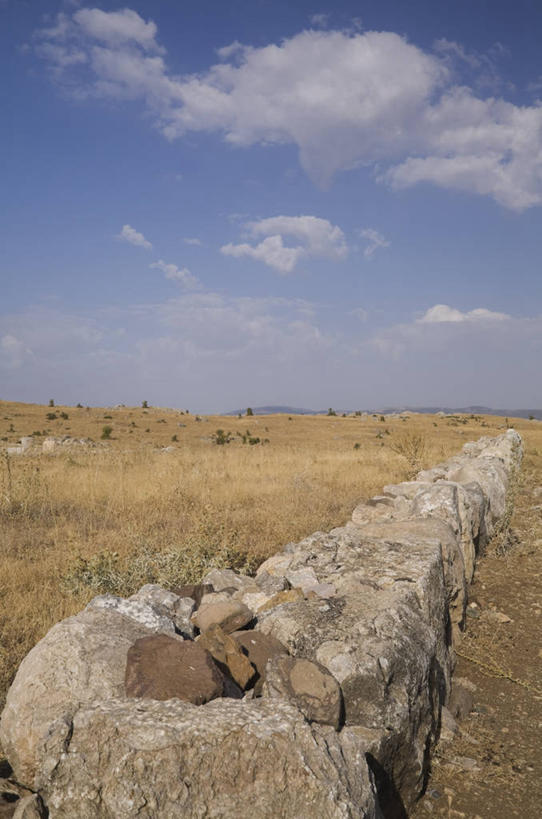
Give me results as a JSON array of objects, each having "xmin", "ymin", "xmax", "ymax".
[
  {"xmin": 224, "ymin": 404, "xmax": 542, "ymax": 420},
  {"xmin": 224, "ymin": 406, "xmax": 319, "ymax": 416}
]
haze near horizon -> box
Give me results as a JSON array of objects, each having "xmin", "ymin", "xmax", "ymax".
[{"xmin": 2, "ymin": 0, "xmax": 542, "ymax": 413}]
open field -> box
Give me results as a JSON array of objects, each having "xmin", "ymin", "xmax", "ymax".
[{"xmin": 1, "ymin": 400, "xmax": 541, "ymax": 713}]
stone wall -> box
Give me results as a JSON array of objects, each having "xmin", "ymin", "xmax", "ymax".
[{"xmin": 0, "ymin": 431, "xmax": 523, "ymax": 818}]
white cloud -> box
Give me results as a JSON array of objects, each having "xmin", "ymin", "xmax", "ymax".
[
  {"xmin": 150, "ymin": 259, "xmax": 200, "ymax": 289},
  {"xmin": 221, "ymin": 215, "xmax": 347, "ymax": 273},
  {"xmin": 222, "ymin": 235, "xmax": 305, "ymax": 274},
  {"xmin": 359, "ymin": 228, "xmax": 390, "ymax": 259},
  {"xmin": 74, "ymin": 8, "xmax": 164, "ymax": 53},
  {"xmin": 183, "ymin": 237, "xmax": 202, "ymax": 246},
  {"xmin": 32, "ymin": 13, "xmax": 542, "ymax": 209},
  {"xmin": 418, "ymin": 304, "xmax": 511, "ymax": 323},
  {"xmin": 116, "ymin": 224, "xmax": 152, "ymax": 250}
]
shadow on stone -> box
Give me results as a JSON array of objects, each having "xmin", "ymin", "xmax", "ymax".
[{"xmin": 366, "ymin": 754, "xmax": 408, "ymax": 819}]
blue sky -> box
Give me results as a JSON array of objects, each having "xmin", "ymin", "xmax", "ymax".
[{"xmin": 1, "ymin": 0, "xmax": 542, "ymax": 411}]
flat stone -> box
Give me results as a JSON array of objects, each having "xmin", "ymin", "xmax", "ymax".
[
  {"xmin": 231, "ymin": 631, "xmax": 289, "ymax": 695},
  {"xmin": 125, "ymin": 635, "xmax": 224, "ymax": 704},
  {"xmin": 304, "ymin": 583, "xmax": 336, "ymax": 599},
  {"xmin": 197, "ymin": 625, "xmax": 256, "ymax": 690},
  {"xmin": 129, "ymin": 585, "xmax": 195, "ymax": 638},
  {"xmin": 201, "ymin": 569, "xmax": 257, "ymax": 593},
  {"xmin": 86, "ymin": 594, "xmax": 176, "ymax": 634},
  {"xmin": 236, "ymin": 590, "xmax": 273, "ymax": 613},
  {"xmin": 191, "ymin": 600, "xmax": 253, "ymax": 634},
  {"xmin": 257, "ymin": 588, "xmax": 305, "ymax": 613},
  {"xmin": 263, "ymin": 655, "xmax": 342, "ymax": 729},
  {"xmin": 255, "ymin": 571, "xmax": 290, "ymax": 595},
  {"xmin": 285, "ymin": 567, "xmax": 319, "ymax": 592},
  {"xmin": 170, "ymin": 584, "xmax": 213, "ymax": 608}
]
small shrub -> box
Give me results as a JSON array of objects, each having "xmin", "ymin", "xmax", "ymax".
[
  {"xmin": 171, "ymin": 434, "xmax": 178, "ymax": 442},
  {"xmin": 60, "ymin": 412, "xmax": 69, "ymax": 420},
  {"xmin": 353, "ymin": 442, "xmax": 361, "ymax": 450},
  {"xmin": 141, "ymin": 400, "xmax": 148, "ymax": 409},
  {"xmin": 104, "ymin": 414, "xmax": 112, "ymax": 419},
  {"xmin": 48, "ymin": 399, "xmax": 55, "ymax": 408},
  {"xmin": 76, "ymin": 403, "xmax": 83, "ymax": 408},
  {"xmin": 389, "ymin": 432, "xmax": 427, "ymax": 478},
  {"xmin": 246, "ymin": 408, "xmax": 254, "ymax": 417},
  {"xmin": 101, "ymin": 426, "xmax": 113, "ymax": 440},
  {"xmin": 46, "ymin": 413, "xmax": 57, "ymax": 421},
  {"xmin": 212, "ymin": 429, "xmax": 233, "ymax": 445}
]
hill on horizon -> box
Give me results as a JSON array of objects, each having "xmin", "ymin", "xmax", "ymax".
[{"xmin": 225, "ymin": 405, "xmax": 542, "ymax": 420}]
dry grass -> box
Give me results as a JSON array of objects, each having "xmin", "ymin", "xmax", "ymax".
[{"xmin": 1, "ymin": 399, "xmax": 540, "ymax": 710}]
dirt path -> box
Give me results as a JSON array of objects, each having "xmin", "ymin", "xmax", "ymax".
[{"xmin": 412, "ymin": 447, "xmax": 542, "ymax": 818}]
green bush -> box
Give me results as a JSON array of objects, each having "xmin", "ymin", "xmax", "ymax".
[
  {"xmin": 101, "ymin": 426, "xmax": 113, "ymax": 440},
  {"xmin": 212, "ymin": 429, "xmax": 233, "ymax": 445}
]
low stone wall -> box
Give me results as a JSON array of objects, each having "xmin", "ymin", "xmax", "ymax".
[{"xmin": 0, "ymin": 431, "xmax": 523, "ymax": 818}]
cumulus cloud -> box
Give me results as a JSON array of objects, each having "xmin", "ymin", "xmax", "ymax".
[
  {"xmin": 221, "ymin": 215, "xmax": 347, "ymax": 273},
  {"xmin": 359, "ymin": 228, "xmax": 390, "ymax": 259},
  {"xmin": 418, "ymin": 304, "xmax": 510, "ymax": 323},
  {"xmin": 117, "ymin": 224, "xmax": 152, "ymax": 250},
  {"xmin": 32, "ymin": 11, "xmax": 542, "ymax": 209},
  {"xmin": 150, "ymin": 259, "xmax": 200, "ymax": 289}
]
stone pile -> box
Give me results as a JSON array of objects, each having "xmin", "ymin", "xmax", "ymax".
[{"xmin": 0, "ymin": 430, "xmax": 523, "ymax": 818}]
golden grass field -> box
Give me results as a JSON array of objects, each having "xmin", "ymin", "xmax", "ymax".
[{"xmin": 1, "ymin": 399, "xmax": 541, "ymax": 711}]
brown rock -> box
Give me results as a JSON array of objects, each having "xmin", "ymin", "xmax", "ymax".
[
  {"xmin": 257, "ymin": 588, "xmax": 304, "ymax": 613},
  {"xmin": 232, "ymin": 631, "xmax": 289, "ymax": 695},
  {"xmin": 263, "ymin": 655, "xmax": 342, "ymax": 729},
  {"xmin": 170, "ymin": 584, "xmax": 213, "ymax": 608},
  {"xmin": 125, "ymin": 635, "xmax": 224, "ymax": 704},
  {"xmin": 191, "ymin": 600, "xmax": 253, "ymax": 634},
  {"xmin": 197, "ymin": 624, "xmax": 256, "ymax": 690}
]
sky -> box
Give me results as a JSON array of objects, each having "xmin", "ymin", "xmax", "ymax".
[{"xmin": 1, "ymin": 0, "xmax": 542, "ymax": 412}]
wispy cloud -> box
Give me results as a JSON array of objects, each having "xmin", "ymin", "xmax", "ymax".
[
  {"xmin": 359, "ymin": 228, "xmax": 390, "ymax": 259},
  {"xmin": 183, "ymin": 237, "xmax": 202, "ymax": 246},
  {"xmin": 150, "ymin": 259, "xmax": 200, "ymax": 289},
  {"xmin": 417, "ymin": 304, "xmax": 510, "ymax": 323},
  {"xmin": 116, "ymin": 224, "xmax": 152, "ymax": 250}
]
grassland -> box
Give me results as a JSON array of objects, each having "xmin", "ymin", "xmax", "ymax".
[{"xmin": 1, "ymin": 399, "xmax": 540, "ymax": 711}]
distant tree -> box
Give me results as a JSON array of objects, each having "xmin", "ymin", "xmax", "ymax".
[
  {"xmin": 327, "ymin": 408, "xmax": 336, "ymax": 416},
  {"xmin": 246, "ymin": 408, "xmax": 254, "ymax": 416},
  {"xmin": 48, "ymin": 399, "xmax": 55, "ymax": 407},
  {"xmin": 76, "ymin": 403, "xmax": 83, "ymax": 409},
  {"xmin": 141, "ymin": 400, "xmax": 148, "ymax": 409}
]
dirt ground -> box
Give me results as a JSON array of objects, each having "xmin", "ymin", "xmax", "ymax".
[{"xmin": 412, "ymin": 446, "xmax": 542, "ymax": 818}]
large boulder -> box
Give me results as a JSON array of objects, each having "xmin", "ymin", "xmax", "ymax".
[
  {"xmin": 40, "ymin": 698, "xmax": 378, "ymax": 818},
  {"xmin": 0, "ymin": 608, "xmax": 168, "ymax": 789}
]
